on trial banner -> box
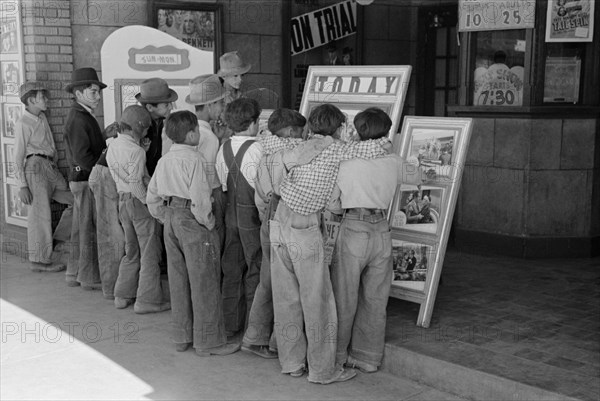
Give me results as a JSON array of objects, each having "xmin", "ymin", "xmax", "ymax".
[
  {"xmin": 545, "ymin": 0, "xmax": 594, "ymax": 42},
  {"xmin": 291, "ymin": 0, "xmax": 357, "ymax": 56},
  {"xmin": 458, "ymin": 0, "xmax": 535, "ymax": 32}
]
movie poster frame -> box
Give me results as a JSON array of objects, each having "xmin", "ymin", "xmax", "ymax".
[
  {"xmin": 389, "ymin": 116, "xmax": 473, "ymax": 328},
  {"xmin": 149, "ymin": 0, "xmax": 222, "ymax": 71},
  {"xmin": 1, "ymin": 0, "xmax": 26, "ymax": 228},
  {"xmin": 299, "ymin": 65, "xmax": 412, "ymax": 143}
]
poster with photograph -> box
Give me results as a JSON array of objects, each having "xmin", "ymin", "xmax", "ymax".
[
  {"xmin": 3, "ymin": 103, "xmax": 21, "ymax": 137},
  {"xmin": 545, "ymin": 0, "xmax": 595, "ymax": 42},
  {"xmin": 1, "ymin": 17, "xmax": 19, "ymax": 54},
  {"xmin": 5, "ymin": 183, "xmax": 28, "ymax": 223},
  {"xmin": 151, "ymin": 1, "xmax": 221, "ymax": 55},
  {"xmin": 407, "ymin": 127, "xmax": 458, "ymax": 183},
  {"xmin": 1, "ymin": 60, "xmax": 20, "ymax": 97},
  {"xmin": 3, "ymin": 143, "xmax": 15, "ymax": 179},
  {"xmin": 392, "ymin": 240, "xmax": 434, "ymax": 292},
  {"xmin": 390, "ymin": 185, "xmax": 443, "ymax": 235}
]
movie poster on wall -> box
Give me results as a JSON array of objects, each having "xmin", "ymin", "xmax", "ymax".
[{"xmin": 545, "ymin": 0, "xmax": 595, "ymax": 42}]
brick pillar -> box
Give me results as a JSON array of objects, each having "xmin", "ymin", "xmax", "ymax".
[{"xmin": 21, "ymin": 0, "xmax": 73, "ymax": 226}]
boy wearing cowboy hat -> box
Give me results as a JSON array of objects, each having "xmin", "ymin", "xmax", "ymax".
[
  {"xmin": 63, "ymin": 67, "xmax": 107, "ymax": 289},
  {"xmin": 146, "ymin": 110, "xmax": 239, "ymax": 357},
  {"xmin": 214, "ymin": 51, "xmax": 251, "ymax": 143},
  {"xmin": 106, "ymin": 105, "xmax": 170, "ymax": 314},
  {"xmin": 14, "ymin": 81, "xmax": 73, "ymax": 272},
  {"xmin": 185, "ymin": 74, "xmax": 227, "ymax": 252},
  {"xmin": 135, "ymin": 77, "xmax": 178, "ymax": 176}
]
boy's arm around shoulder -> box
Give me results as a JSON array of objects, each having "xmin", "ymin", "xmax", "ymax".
[
  {"xmin": 336, "ymin": 137, "xmax": 391, "ymax": 161},
  {"xmin": 281, "ymin": 136, "xmax": 334, "ymax": 169}
]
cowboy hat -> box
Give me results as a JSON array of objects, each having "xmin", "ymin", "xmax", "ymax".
[
  {"xmin": 20, "ymin": 81, "xmax": 48, "ymax": 98},
  {"xmin": 217, "ymin": 51, "xmax": 251, "ymax": 77},
  {"xmin": 65, "ymin": 68, "xmax": 107, "ymax": 93},
  {"xmin": 135, "ymin": 77, "xmax": 178, "ymax": 104},
  {"xmin": 185, "ymin": 74, "xmax": 227, "ymax": 106}
]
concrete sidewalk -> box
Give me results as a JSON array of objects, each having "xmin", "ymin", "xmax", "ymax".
[{"xmin": 0, "ymin": 252, "xmax": 464, "ymax": 401}]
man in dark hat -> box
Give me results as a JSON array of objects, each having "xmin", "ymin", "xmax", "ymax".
[
  {"xmin": 14, "ymin": 81, "xmax": 73, "ymax": 273},
  {"xmin": 135, "ymin": 77, "xmax": 178, "ymax": 176},
  {"xmin": 63, "ymin": 67, "xmax": 107, "ymax": 290}
]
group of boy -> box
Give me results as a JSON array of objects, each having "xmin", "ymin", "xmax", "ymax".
[{"xmin": 15, "ymin": 59, "xmax": 424, "ymax": 384}]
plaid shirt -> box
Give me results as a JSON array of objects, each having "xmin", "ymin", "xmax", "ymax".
[
  {"xmin": 278, "ymin": 135, "xmax": 390, "ymax": 215},
  {"xmin": 258, "ymin": 135, "xmax": 303, "ymax": 155}
]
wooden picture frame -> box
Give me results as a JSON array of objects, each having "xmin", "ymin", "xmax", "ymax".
[
  {"xmin": 299, "ymin": 66, "xmax": 412, "ymax": 142},
  {"xmin": 389, "ymin": 116, "xmax": 473, "ymax": 328},
  {"xmin": 149, "ymin": 0, "xmax": 222, "ymax": 70}
]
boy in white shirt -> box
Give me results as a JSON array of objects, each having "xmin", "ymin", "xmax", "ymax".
[{"xmin": 106, "ymin": 105, "xmax": 170, "ymax": 314}]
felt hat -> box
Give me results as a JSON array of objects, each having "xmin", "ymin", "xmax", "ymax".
[
  {"xmin": 19, "ymin": 81, "xmax": 48, "ymax": 98},
  {"xmin": 120, "ymin": 105, "xmax": 152, "ymax": 131},
  {"xmin": 135, "ymin": 78, "xmax": 178, "ymax": 104},
  {"xmin": 217, "ymin": 51, "xmax": 251, "ymax": 77},
  {"xmin": 185, "ymin": 74, "xmax": 227, "ymax": 105},
  {"xmin": 65, "ymin": 68, "xmax": 107, "ymax": 93}
]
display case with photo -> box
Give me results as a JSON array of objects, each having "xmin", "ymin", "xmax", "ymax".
[
  {"xmin": 3, "ymin": 103, "xmax": 21, "ymax": 138},
  {"xmin": 390, "ymin": 184, "xmax": 444, "ymax": 236}
]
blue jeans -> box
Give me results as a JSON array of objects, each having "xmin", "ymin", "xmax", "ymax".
[
  {"xmin": 331, "ymin": 216, "xmax": 392, "ymax": 367},
  {"xmin": 270, "ymin": 202, "xmax": 338, "ymax": 382},
  {"xmin": 163, "ymin": 203, "xmax": 226, "ymax": 351},
  {"xmin": 115, "ymin": 193, "xmax": 164, "ymax": 304},
  {"xmin": 89, "ymin": 165, "xmax": 124, "ymax": 298},
  {"xmin": 66, "ymin": 180, "xmax": 100, "ymax": 285},
  {"xmin": 24, "ymin": 156, "xmax": 73, "ymax": 263}
]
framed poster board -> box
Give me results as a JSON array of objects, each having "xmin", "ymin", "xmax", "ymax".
[
  {"xmin": 299, "ymin": 65, "xmax": 412, "ymax": 143},
  {"xmin": 1, "ymin": 0, "xmax": 26, "ymax": 228},
  {"xmin": 389, "ymin": 116, "xmax": 473, "ymax": 328},
  {"xmin": 149, "ymin": 0, "xmax": 222, "ymax": 69},
  {"xmin": 543, "ymin": 57, "xmax": 581, "ymax": 103}
]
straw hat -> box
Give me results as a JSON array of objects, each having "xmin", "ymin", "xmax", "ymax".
[
  {"xmin": 217, "ymin": 51, "xmax": 251, "ymax": 77},
  {"xmin": 20, "ymin": 81, "xmax": 48, "ymax": 98},
  {"xmin": 65, "ymin": 68, "xmax": 107, "ymax": 93},
  {"xmin": 185, "ymin": 74, "xmax": 227, "ymax": 105},
  {"xmin": 135, "ymin": 78, "xmax": 178, "ymax": 104}
]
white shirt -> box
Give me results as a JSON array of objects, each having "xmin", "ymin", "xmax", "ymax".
[
  {"xmin": 106, "ymin": 134, "xmax": 150, "ymax": 204},
  {"xmin": 197, "ymin": 120, "xmax": 220, "ymax": 190},
  {"xmin": 215, "ymin": 135, "xmax": 263, "ymax": 192},
  {"xmin": 146, "ymin": 143, "xmax": 214, "ymax": 229},
  {"xmin": 14, "ymin": 110, "xmax": 57, "ymax": 187}
]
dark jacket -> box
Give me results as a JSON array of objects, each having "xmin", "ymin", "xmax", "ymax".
[
  {"xmin": 64, "ymin": 102, "xmax": 105, "ymax": 181},
  {"xmin": 145, "ymin": 118, "xmax": 164, "ymax": 176}
]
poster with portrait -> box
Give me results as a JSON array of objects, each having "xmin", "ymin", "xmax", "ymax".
[
  {"xmin": 3, "ymin": 103, "xmax": 21, "ymax": 138},
  {"xmin": 5, "ymin": 183, "xmax": 28, "ymax": 226},
  {"xmin": 3, "ymin": 143, "xmax": 15, "ymax": 179},
  {"xmin": 545, "ymin": 0, "xmax": 595, "ymax": 42},
  {"xmin": 1, "ymin": 60, "xmax": 20, "ymax": 97},
  {"xmin": 1, "ymin": 16, "xmax": 19, "ymax": 54},
  {"xmin": 151, "ymin": 1, "xmax": 221, "ymax": 58},
  {"xmin": 389, "ymin": 116, "xmax": 472, "ymax": 327}
]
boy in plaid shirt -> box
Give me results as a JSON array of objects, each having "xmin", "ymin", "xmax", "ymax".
[{"xmin": 269, "ymin": 104, "xmax": 389, "ymax": 384}]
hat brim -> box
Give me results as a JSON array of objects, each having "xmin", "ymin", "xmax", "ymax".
[
  {"xmin": 135, "ymin": 88, "xmax": 178, "ymax": 104},
  {"xmin": 217, "ymin": 63, "xmax": 252, "ymax": 77},
  {"xmin": 65, "ymin": 80, "xmax": 107, "ymax": 93},
  {"xmin": 185, "ymin": 91, "xmax": 227, "ymax": 106}
]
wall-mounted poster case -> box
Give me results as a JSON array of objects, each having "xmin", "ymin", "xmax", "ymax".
[
  {"xmin": 389, "ymin": 116, "xmax": 472, "ymax": 327},
  {"xmin": 1, "ymin": 0, "xmax": 27, "ymax": 228}
]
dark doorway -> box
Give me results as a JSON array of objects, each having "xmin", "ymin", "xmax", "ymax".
[{"xmin": 417, "ymin": 5, "xmax": 459, "ymax": 116}]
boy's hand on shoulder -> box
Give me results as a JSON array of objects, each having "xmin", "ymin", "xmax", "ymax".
[
  {"xmin": 283, "ymin": 136, "xmax": 333, "ymax": 168},
  {"xmin": 19, "ymin": 187, "xmax": 33, "ymax": 205}
]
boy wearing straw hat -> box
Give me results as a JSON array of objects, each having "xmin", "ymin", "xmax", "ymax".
[
  {"xmin": 135, "ymin": 77, "xmax": 178, "ymax": 176},
  {"xmin": 14, "ymin": 81, "xmax": 73, "ymax": 272},
  {"xmin": 185, "ymin": 74, "xmax": 227, "ymax": 252},
  {"xmin": 147, "ymin": 110, "xmax": 239, "ymax": 356},
  {"xmin": 214, "ymin": 51, "xmax": 251, "ymax": 143},
  {"xmin": 106, "ymin": 105, "xmax": 170, "ymax": 314},
  {"xmin": 63, "ymin": 67, "xmax": 107, "ymax": 289}
]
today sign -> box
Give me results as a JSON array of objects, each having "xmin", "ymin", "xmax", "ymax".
[
  {"xmin": 291, "ymin": 0, "xmax": 357, "ymax": 56},
  {"xmin": 312, "ymin": 75, "xmax": 400, "ymax": 95}
]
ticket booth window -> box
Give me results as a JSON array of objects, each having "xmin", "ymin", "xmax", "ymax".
[{"xmin": 471, "ymin": 30, "xmax": 527, "ymax": 106}]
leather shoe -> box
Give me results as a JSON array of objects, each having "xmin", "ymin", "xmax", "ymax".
[
  {"xmin": 308, "ymin": 367, "xmax": 356, "ymax": 384},
  {"xmin": 346, "ymin": 355, "xmax": 378, "ymax": 373},
  {"xmin": 66, "ymin": 279, "xmax": 80, "ymax": 287},
  {"xmin": 134, "ymin": 301, "xmax": 171, "ymax": 314},
  {"xmin": 175, "ymin": 342, "xmax": 192, "ymax": 352},
  {"xmin": 196, "ymin": 342, "xmax": 240, "ymax": 357},
  {"xmin": 114, "ymin": 297, "xmax": 134, "ymax": 309},
  {"xmin": 81, "ymin": 282, "xmax": 102, "ymax": 291},
  {"xmin": 241, "ymin": 344, "xmax": 278, "ymax": 359},
  {"xmin": 30, "ymin": 262, "xmax": 66, "ymax": 272},
  {"xmin": 289, "ymin": 367, "xmax": 305, "ymax": 378}
]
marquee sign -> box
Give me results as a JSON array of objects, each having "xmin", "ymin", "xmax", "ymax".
[{"xmin": 291, "ymin": 0, "xmax": 357, "ymax": 56}]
